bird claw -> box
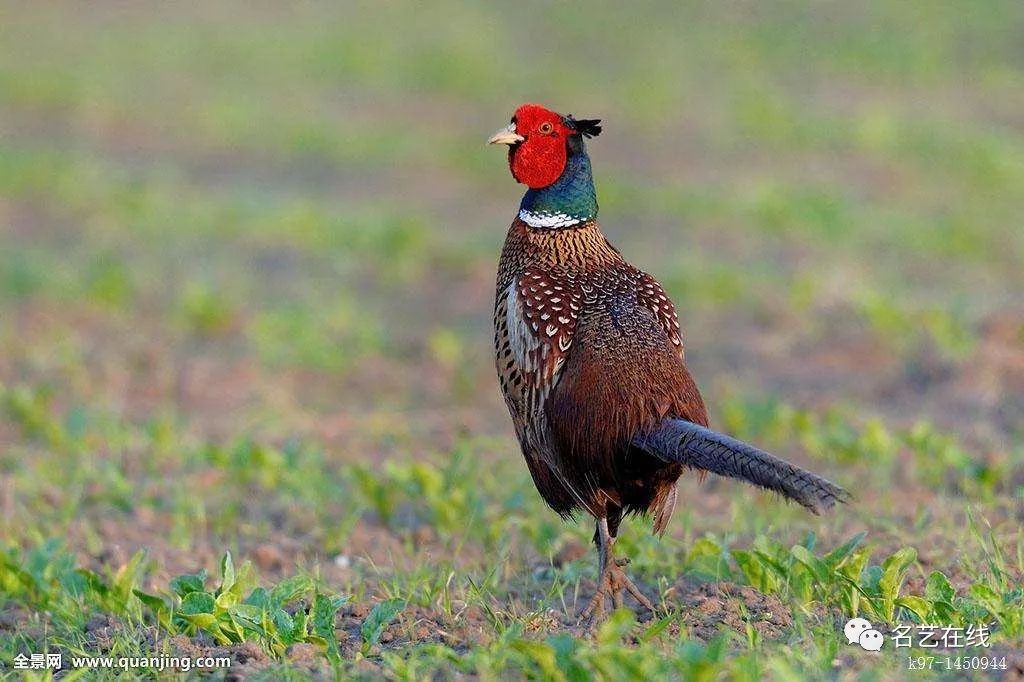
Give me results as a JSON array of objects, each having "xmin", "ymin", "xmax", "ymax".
[{"xmin": 577, "ymin": 556, "xmax": 655, "ymax": 631}]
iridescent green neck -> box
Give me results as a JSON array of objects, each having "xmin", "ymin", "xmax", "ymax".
[{"xmin": 519, "ymin": 141, "xmax": 597, "ymax": 229}]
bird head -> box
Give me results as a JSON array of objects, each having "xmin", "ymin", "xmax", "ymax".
[{"xmin": 488, "ymin": 103, "xmax": 601, "ymax": 189}]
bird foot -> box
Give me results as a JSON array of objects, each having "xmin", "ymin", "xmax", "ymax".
[{"xmin": 578, "ymin": 556, "xmax": 656, "ymax": 631}]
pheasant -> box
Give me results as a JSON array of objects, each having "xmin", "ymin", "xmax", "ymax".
[{"xmin": 489, "ymin": 103, "xmax": 849, "ymax": 626}]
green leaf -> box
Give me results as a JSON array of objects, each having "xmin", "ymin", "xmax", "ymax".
[
  {"xmin": 170, "ymin": 570, "xmax": 208, "ymax": 597},
  {"xmin": 216, "ymin": 589, "xmax": 242, "ymax": 610},
  {"xmin": 218, "ymin": 551, "xmax": 236, "ymax": 596},
  {"xmin": 245, "ymin": 586, "xmax": 270, "ymax": 608},
  {"xmin": 823, "ymin": 532, "xmax": 867, "ymax": 569},
  {"xmin": 751, "ymin": 548, "xmax": 790, "ymax": 578},
  {"xmin": 134, "ymin": 588, "xmax": 171, "ymax": 629},
  {"xmin": 272, "ymin": 606, "xmax": 296, "ymax": 637},
  {"xmin": 0, "ymin": 560, "xmax": 37, "ymax": 595},
  {"xmin": 179, "ymin": 591, "xmax": 216, "ymax": 615},
  {"xmin": 57, "ymin": 565, "xmax": 89, "ymax": 598},
  {"xmin": 510, "ymin": 639, "xmax": 562, "ymax": 680},
  {"xmin": 895, "ymin": 596, "xmax": 930, "ymax": 621},
  {"xmin": 790, "ymin": 544, "xmax": 828, "ymax": 584},
  {"xmin": 228, "ymin": 603, "xmax": 264, "ymax": 627},
  {"xmin": 688, "ymin": 536, "xmax": 723, "ymax": 558},
  {"xmin": 790, "ymin": 568, "xmax": 814, "ymax": 605},
  {"xmin": 550, "ymin": 636, "xmax": 589, "ymax": 682},
  {"xmin": 230, "ymin": 560, "xmax": 258, "ymax": 599},
  {"xmin": 286, "ymin": 608, "xmax": 309, "ymax": 645},
  {"xmin": 361, "ymin": 598, "xmax": 405, "ymax": 652},
  {"xmin": 181, "ymin": 612, "xmax": 219, "ymax": 630},
  {"xmin": 968, "ymin": 583, "xmax": 1003, "ymax": 616},
  {"xmin": 925, "ymin": 571, "xmax": 957, "ymax": 622},
  {"xmin": 133, "ymin": 589, "xmax": 167, "ymax": 614},
  {"xmin": 837, "ymin": 573, "xmax": 874, "ymax": 609},
  {"xmin": 840, "ymin": 548, "xmax": 871, "ymax": 584},
  {"xmin": 925, "ymin": 571, "xmax": 955, "ymax": 603},
  {"xmin": 314, "ymin": 592, "xmax": 346, "ymax": 664},
  {"xmin": 217, "ymin": 610, "xmax": 246, "ymax": 644},
  {"xmin": 75, "ymin": 568, "xmax": 109, "ymax": 598},
  {"xmin": 113, "ymin": 550, "xmax": 149, "ymax": 599},
  {"xmin": 732, "ymin": 550, "xmax": 779, "ymax": 594},
  {"xmin": 878, "ymin": 547, "xmax": 917, "ymax": 621},
  {"xmin": 640, "ymin": 615, "xmax": 673, "ymax": 643},
  {"xmin": 596, "ymin": 608, "xmax": 635, "ymax": 646},
  {"xmin": 269, "ymin": 575, "xmax": 315, "ymax": 607},
  {"xmin": 686, "ymin": 536, "xmax": 732, "ymax": 580}
]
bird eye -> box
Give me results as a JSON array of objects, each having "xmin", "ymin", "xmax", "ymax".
[{"xmin": 538, "ymin": 121, "xmax": 554, "ymax": 134}]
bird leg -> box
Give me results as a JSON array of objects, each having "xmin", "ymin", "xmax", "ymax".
[{"xmin": 578, "ymin": 516, "xmax": 655, "ymax": 629}]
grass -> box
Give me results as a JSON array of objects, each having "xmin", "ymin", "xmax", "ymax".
[{"xmin": 1, "ymin": 0, "xmax": 1023, "ymax": 678}]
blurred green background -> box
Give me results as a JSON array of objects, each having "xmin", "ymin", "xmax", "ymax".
[
  {"xmin": 1, "ymin": 1, "xmax": 1022, "ymax": 677},
  {"xmin": 3, "ymin": 1, "xmax": 1021, "ymax": 435}
]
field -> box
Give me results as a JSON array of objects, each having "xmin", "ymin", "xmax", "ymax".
[{"xmin": 1, "ymin": 1, "xmax": 1023, "ymax": 679}]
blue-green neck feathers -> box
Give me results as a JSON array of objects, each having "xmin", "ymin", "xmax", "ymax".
[{"xmin": 519, "ymin": 142, "xmax": 597, "ymax": 229}]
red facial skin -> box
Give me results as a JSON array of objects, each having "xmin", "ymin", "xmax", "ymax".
[{"xmin": 509, "ymin": 103, "xmax": 575, "ymax": 189}]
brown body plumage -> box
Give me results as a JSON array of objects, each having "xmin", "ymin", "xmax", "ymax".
[{"xmin": 494, "ymin": 218, "xmax": 705, "ymax": 535}]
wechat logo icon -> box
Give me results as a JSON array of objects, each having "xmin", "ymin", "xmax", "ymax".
[{"xmin": 845, "ymin": 617, "xmax": 884, "ymax": 651}]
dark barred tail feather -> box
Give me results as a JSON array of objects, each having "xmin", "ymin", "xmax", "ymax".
[{"xmin": 633, "ymin": 419, "xmax": 850, "ymax": 514}]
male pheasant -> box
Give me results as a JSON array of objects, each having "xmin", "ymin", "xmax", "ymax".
[{"xmin": 489, "ymin": 103, "xmax": 849, "ymax": 626}]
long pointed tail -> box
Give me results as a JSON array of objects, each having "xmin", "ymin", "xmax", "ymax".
[{"xmin": 632, "ymin": 419, "xmax": 850, "ymax": 514}]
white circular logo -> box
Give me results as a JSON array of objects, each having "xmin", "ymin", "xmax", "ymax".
[
  {"xmin": 844, "ymin": 618, "xmax": 872, "ymax": 644},
  {"xmin": 859, "ymin": 629, "xmax": 884, "ymax": 651},
  {"xmin": 844, "ymin": 618, "xmax": 884, "ymax": 651}
]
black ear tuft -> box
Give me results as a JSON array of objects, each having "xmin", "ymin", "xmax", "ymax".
[{"xmin": 564, "ymin": 115, "xmax": 602, "ymax": 138}]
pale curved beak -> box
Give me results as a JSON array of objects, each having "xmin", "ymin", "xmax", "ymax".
[{"xmin": 487, "ymin": 123, "xmax": 524, "ymax": 146}]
